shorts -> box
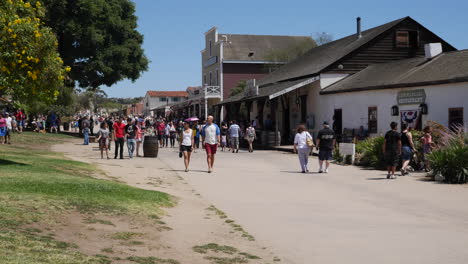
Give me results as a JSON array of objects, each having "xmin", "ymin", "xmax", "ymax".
[
  {"xmin": 385, "ymin": 151, "xmax": 400, "ymax": 167},
  {"xmin": 319, "ymin": 150, "xmax": 333, "ymax": 161},
  {"xmin": 221, "ymin": 136, "xmax": 227, "ymax": 145},
  {"xmin": 231, "ymin": 137, "xmax": 239, "ymax": 147},
  {"xmin": 157, "ymin": 134, "xmax": 162, "ymax": 140},
  {"xmin": 181, "ymin": 145, "xmax": 192, "ymax": 152},
  {"xmin": 0, "ymin": 127, "xmax": 6, "ymax": 137},
  {"xmin": 246, "ymin": 136, "xmax": 255, "ymax": 143},
  {"xmin": 205, "ymin": 143, "xmax": 218, "ymax": 155},
  {"xmin": 401, "ymin": 146, "xmax": 413, "ymax": 161}
]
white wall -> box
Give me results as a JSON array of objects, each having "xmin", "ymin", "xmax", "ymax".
[{"xmin": 317, "ymin": 82, "xmax": 468, "ymax": 135}]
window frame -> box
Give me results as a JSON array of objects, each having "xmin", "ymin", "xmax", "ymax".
[
  {"xmin": 448, "ymin": 107, "xmax": 464, "ymax": 130},
  {"xmin": 159, "ymin": 97, "xmax": 168, "ymax": 102},
  {"xmin": 368, "ymin": 107, "xmax": 378, "ymax": 134}
]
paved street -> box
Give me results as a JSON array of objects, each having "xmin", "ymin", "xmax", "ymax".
[{"xmin": 158, "ymin": 147, "xmax": 468, "ymax": 264}]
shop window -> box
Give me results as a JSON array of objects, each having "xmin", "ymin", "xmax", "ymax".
[
  {"xmin": 449, "ymin": 108, "xmax": 464, "ymax": 130},
  {"xmin": 368, "ymin": 107, "xmax": 378, "ymax": 134},
  {"xmin": 159, "ymin": 97, "xmax": 167, "ymax": 102}
]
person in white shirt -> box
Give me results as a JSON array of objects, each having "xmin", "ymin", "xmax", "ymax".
[
  {"xmin": 201, "ymin": 116, "xmax": 220, "ymax": 173},
  {"xmin": 5, "ymin": 113, "xmax": 13, "ymax": 144},
  {"xmin": 180, "ymin": 122, "xmax": 194, "ymax": 172},
  {"xmin": 293, "ymin": 124, "xmax": 314, "ymax": 173}
]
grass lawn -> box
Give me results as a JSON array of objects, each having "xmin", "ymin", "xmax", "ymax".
[{"xmin": 0, "ymin": 132, "xmax": 173, "ymax": 263}]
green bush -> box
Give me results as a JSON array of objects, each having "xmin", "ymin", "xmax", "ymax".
[
  {"xmin": 355, "ymin": 136, "xmax": 385, "ymax": 169},
  {"xmin": 428, "ymin": 127, "xmax": 468, "ymax": 184},
  {"xmin": 333, "ymin": 148, "xmax": 343, "ymax": 163}
]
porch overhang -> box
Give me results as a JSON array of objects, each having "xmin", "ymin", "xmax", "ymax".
[{"xmin": 268, "ymin": 76, "xmax": 319, "ymax": 99}]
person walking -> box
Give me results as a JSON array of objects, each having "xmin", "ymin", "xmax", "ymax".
[
  {"xmin": 316, "ymin": 121, "xmax": 336, "ymax": 173},
  {"xmin": 97, "ymin": 122, "xmax": 110, "ymax": 159},
  {"xmin": 106, "ymin": 117, "xmax": 114, "ymax": 151},
  {"xmin": 293, "ymin": 124, "xmax": 314, "ymax": 173},
  {"xmin": 0, "ymin": 113, "xmax": 7, "ymax": 144},
  {"xmin": 421, "ymin": 126, "xmax": 434, "ymax": 172},
  {"xmin": 383, "ymin": 122, "xmax": 402, "ymax": 179},
  {"xmin": 180, "ymin": 122, "xmax": 195, "ymax": 172},
  {"xmin": 164, "ymin": 122, "xmax": 170, "ymax": 148},
  {"xmin": 400, "ymin": 123, "xmax": 416, "ymax": 175},
  {"xmin": 245, "ymin": 122, "xmax": 256, "ymax": 153},
  {"xmin": 228, "ymin": 120, "xmax": 241, "ymax": 153},
  {"xmin": 125, "ymin": 118, "xmax": 137, "ymax": 159},
  {"xmin": 5, "ymin": 113, "xmax": 12, "ymax": 144},
  {"xmin": 193, "ymin": 121, "xmax": 200, "ymax": 152},
  {"xmin": 113, "ymin": 117, "xmax": 126, "ymax": 159},
  {"xmin": 201, "ymin": 116, "xmax": 221, "ymax": 173},
  {"xmin": 169, "ymin": 121, "xmax": 176, "ymax": 148},
  {"xmin": 176, "ymin": 121, "xmax": 184, "ymax": 147},
  {"xmin": 135, "ymin": 121, "xmax": 144, "ymax": 157},
  {"xmin": 82, "ymin": 116, "xmax": 91, "ymax": 145},
  {"xmin": 157, "ymin": 121, "xmax": 165, "ymax": 148},
  {"xmin": 15, "ymin": 109, "xmax": 25, "ymax": 133},
  {"xmin": 221, "ymin": 122, "xmax": 228, "ymax": 152}
]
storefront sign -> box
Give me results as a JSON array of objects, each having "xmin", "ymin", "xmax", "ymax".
[
  {"xmin": 244, "ymin": 79, "xmax": 258, "ymax": 97},
  {"xmin": 204, "ymin": 56, "xmax": 218, "ymax": 67},
  {"xmin": 397, "ymin": 89, "xmax": 426, "ymax": 105}
]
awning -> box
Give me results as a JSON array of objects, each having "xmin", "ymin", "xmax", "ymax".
[{"xmin": 215, "ymin": 76, "xmax": 319, "ymax": 106}]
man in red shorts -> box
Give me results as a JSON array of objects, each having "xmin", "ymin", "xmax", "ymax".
[{"xmin": 201, "ymin": 115, "xmax": 221, "ymax": 173}]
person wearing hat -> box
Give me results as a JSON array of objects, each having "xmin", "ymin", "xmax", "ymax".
[{"xmin": 316, "ymin": 121, "xmax": 336, "ymax": 173}]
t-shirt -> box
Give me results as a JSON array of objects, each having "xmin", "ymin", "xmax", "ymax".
[
  {"xmin": 229, "ymin": 124, "xmax": 241, "ymax": 137},
  {"xmin": 106, "ymin": 120, "xmax": 114, "ymax": 131},
  {"xmin": 125, "ymin": 124, "xmax": 137, "ymax": 139},
  {"xmin": 98, "ymin": 128, "xmax": 110, "ymax": 139},
  {"xmin": 294, "ymin": 131, "xmax": 313, "ymax": 149},
  {"xmin": 317, "ymin": 128, "xmax": 335, "ymax": 151},
  {"xmin": 385, "ymin": 130, "xmax": 401, "ymax": 152},
  {"xmin": 6, "ymin": 117, "xmax": 12, "ymax": 129},
  {"xmin": 0, "ymin": 118, "xmax": 6, "ymax": 128},
  {"xmin": 82, "ymin": 120, "xmax": 91, "ymax": 129},
  {"xmin": 113, "ymin": 122, "xmax": 126, "ymax": 138},
  {"xmin": 202, "ymin": 123, "xmax": 220, "ymax": 145},
  {"xmin": 221, "ymin": 127, "xmax": 228, "ymax": 136}
]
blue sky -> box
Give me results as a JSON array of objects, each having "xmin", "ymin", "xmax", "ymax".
[{"xmin": 103, "ymin": 0, "xmax": 468, "ymax": 98}]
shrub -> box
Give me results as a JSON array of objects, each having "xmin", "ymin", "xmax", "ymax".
[
  {"xmin": 333, "ymin": 148, "xmax": 343, "ymax": 163},
  {"xmin": 355, "ymin": 136, "xmax": 385, "ymax": 169},
  {"xmin": 428, "ymin": 126, "xmax": 468, "ymax": 184}
]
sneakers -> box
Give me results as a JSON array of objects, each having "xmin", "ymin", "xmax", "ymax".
[
  {"xmin": 387, "ymin": 174, "xmax": 397, "ymax": 179},
  {"xmin": 387, "ymin": 174, "xmax": 391, "ymax": 179},
  {"xmin": 319, "ymin": 170, "xmax": 323, "ymax": 173},
  {"xmin": 325, "ymin": 169, "xmax": 329, "ymax": 173}
]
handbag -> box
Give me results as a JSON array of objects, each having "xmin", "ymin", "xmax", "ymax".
[{"xmin": 306, "ymin": 133, "xmax": 315, "ymax": 148}]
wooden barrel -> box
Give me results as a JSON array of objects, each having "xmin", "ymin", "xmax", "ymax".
[{"xmin": 143, "ymin": 136, "xmax": 159, "ymax": 157}]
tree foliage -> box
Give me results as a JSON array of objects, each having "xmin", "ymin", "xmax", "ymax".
[
  {"xmin": 41, "ymin": 0, "xmax": 149, "ymax": 89},
  {"xmin": 0, "ymin": 0, "xmax": 68, "ymax": 104},
  {"xmin": 231, "ymin": 80, "xmax": 246, "ymax": 97},
  {"xmin": 264, "ymin": 39, "xmax": 316, "ymax": 64},
  {"xmin": 313, "ymin": 32, "xmax": 334, "ymax": 46}
]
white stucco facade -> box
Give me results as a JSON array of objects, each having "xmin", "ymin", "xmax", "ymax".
[{"xmin": 315, "ymin": 82, "xmax": 468, "ymax": 135}]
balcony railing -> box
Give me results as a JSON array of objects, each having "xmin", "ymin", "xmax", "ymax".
[{"xmin": 204, "ymin": 86, "xmax": 221, "ymax": 98}]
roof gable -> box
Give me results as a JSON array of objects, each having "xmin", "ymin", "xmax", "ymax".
[
  {"xmin": 258, "ymin": 16, "xmax": 455, "ymax": 86},
  {"xmin": 321, "ymin": 50, "xmax": 468, "ymax": 94}
]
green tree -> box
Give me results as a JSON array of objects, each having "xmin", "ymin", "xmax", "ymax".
[
  {"xmin": 313, "ymin": 32, "xmax": 333, "ymax": 46},
  {"xmin": 231, "ymin": 80, "xmax": 247, "ymax": 97},
  {"xmin": 0, "ymin": 0, "xmax": 68, "ymax": 105},
  {"xmin": 264, "ymin": 38, "xmax": 316, "ymax": 72},
  {"xmin": 41, "ymin": 0, "xmax": 149, "ymax": 90}
]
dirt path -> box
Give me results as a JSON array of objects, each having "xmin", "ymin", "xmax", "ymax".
[{"xmin": 52, "ymin": 139, "xmax": 281, "ymax": 264}]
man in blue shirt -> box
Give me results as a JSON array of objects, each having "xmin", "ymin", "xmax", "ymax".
[{"xmin": 228, "ymin": 120, "xmax": 241, "ymax": 153}]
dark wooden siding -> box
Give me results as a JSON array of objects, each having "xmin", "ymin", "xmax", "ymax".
[
  {"xmin": 223, "ymin": 63, "xmax": 271, "ymax": 100},
  {"xmin": 325, "ymin": 19, "xmax": 456, "ymax": 73}
]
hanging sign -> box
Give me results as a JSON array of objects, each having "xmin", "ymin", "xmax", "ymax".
[{"xmin": 397, "ymin": 89, "xmax": 426, "ymax": 105}]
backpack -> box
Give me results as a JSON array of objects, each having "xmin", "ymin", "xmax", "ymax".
[{"xmin": 247, "ymin": 127, "xmax": 255, "ymax": 137}]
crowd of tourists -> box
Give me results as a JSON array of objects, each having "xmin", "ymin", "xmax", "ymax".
[
  {"xmin": 77, "ymin": 114, "xmax": 258, "ymax": 173},
  {"xmin": 0, "ymin": 109, "xmax": 28, "ymax": 144}
]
